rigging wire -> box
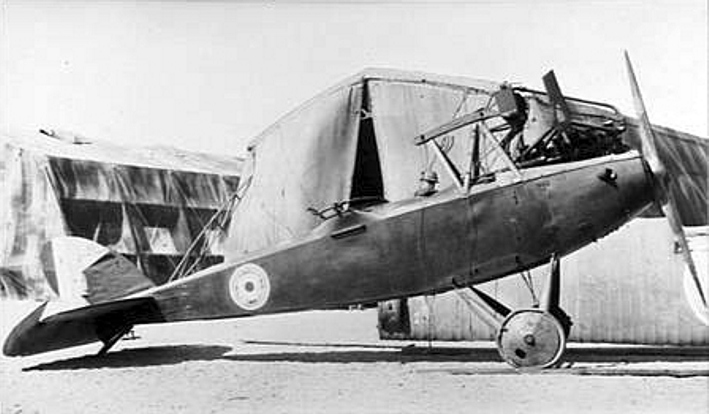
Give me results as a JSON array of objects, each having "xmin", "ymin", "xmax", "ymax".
[
  {"xmin": 520, "ymin": 270, "xmax": 540, "ymax": 307},
  {"xmin": 168, "ymin": 176, "xmax": 252, "ymax": 282}
]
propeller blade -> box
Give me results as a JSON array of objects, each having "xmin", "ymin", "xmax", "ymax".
[
  {"xmin": 624, "ymin": 52, "xmax": 663, "ymax": 175},
  {"xmin": 624, "ymin": 51, "xmax": 707, "ymax": 308}
]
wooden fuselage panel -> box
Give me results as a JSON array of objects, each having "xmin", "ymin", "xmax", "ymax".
[{"xmin": 145, "ymin": 152, "xmax": 654, "ymax": 322}]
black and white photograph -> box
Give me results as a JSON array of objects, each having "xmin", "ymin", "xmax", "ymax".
[{"xmin": 1, "ymin": 1, "xmax": 707, "ymax": 413}]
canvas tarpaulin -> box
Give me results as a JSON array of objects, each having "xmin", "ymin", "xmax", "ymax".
[
  {"xmin": 0, "ymin": 132, "xmax": 242, "ymax": 299},
  {"xmin": 369, "ymin": 79, "xmax": 495, "ymax": 201},
  {"xmin": 225, "ymin": 83, "xmax": 364, "ymax": 256},
  {"xmin": 226, "ymin": 69, "xmax": 502, "ymax": 256},
  {"xmin": 0, "ymin": 143, "xmax": 66, "ymax": 298}
]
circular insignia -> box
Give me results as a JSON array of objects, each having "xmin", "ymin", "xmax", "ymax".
[{"xmin": 228, "ymin": 263, "xmax": 271, "ymax": 311}]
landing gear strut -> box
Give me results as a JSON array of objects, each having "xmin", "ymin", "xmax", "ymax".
[
  {"xmin": 96, "ymin": 324, "xmax": 134, "ymax": 356},
  {"xmin": 456, "ymin": 254, "xmax": 572, "ymax": 369}
]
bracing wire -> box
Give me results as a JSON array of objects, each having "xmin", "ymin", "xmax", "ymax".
[
  {"xmin": 168, "ymin": 176, "xmax": 253, "ymax": 282},
  {"xmin": 520, "ymin": 270, "xmax": 540, "ymax": 307}
]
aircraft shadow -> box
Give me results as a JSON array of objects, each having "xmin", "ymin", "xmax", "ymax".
[
  {"xmin": 20, "ymin": 341, "xmax": 708, "ymax": 372},
  {"xmin": 563, "ymin": 346, "xmax": 709, "ymax": 363},
  {"xmin": 402, "ymin": 344, "xmax": 709, "ymax": 364},
  {"xmin": 222, "ymin": 348, "xmax": 499, "ymax": 364},
  {"xmin": 225, "ymin": 349, "xmax": 707, "ymax": 364},
  {"xmin": 222, "ymin": 344, "xmax": 709, "ymax": 377},
  {"xmin": 230, "ymin": 341, "xmax": 709, "ymax": 364},
  {"xmin": 20, "ymin": 343, "xmax": 497, "ymax": 371},
  {"xmin": 22, "ymin": 344, "xmax": 232, "ymax": 371}
]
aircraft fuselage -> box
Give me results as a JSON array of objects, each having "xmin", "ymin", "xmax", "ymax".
[{"xmin": 139, "ymin": 150, "xmax": 654, "ymax": 322}]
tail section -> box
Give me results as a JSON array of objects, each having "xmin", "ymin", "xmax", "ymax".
[
  {"xmin": 3, "ymin": 297, "xmax": 162, "ymax": 356},
  {"xmin": 3, "ymin": 237, "xmax": 163, "ymax": 357}
]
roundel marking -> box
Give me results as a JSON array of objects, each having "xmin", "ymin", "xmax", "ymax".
[{"xmin": 228, "ymin": 263, "xmax": 271, "ymax": 311}]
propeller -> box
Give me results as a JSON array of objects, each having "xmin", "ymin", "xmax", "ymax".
[{"xmin": 624, "ymin": 51, "xmax": 707, "ymax": 309}]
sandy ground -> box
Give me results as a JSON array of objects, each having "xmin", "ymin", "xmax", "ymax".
[{"xmin": 1, "ymin": 301, "xmax": 708, "ymax": 414}]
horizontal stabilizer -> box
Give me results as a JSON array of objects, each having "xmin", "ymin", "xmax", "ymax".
[{"xmin": 3, "ymin": 297, "xmax": 163, "ymax": 357}]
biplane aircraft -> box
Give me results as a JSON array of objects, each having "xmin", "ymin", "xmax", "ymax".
[{"xmin": 4, "ymin": 54, "xmax": 707, "ymax": 369}]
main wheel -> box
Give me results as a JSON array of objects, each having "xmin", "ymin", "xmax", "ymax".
[{"xmin": 496, "ymin": 309, "xmax": 567, "ymax": 369}]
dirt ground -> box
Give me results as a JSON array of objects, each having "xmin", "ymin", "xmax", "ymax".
[{"xmin": 1, "ymin": 301, "xmax": 708, "ymax": 414}]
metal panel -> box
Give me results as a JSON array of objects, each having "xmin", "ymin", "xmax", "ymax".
[{"xmin": 383, "ymin": 219, "xmax": 709, "ymax": 345}]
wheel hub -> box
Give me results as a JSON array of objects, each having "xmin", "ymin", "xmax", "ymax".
[{"xmin": 496, "ymin": 309, "xmax": 567, "ymax": 369}]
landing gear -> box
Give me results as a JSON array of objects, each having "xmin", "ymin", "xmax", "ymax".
[
  {"xmin": 455, "ymin": 254, "xmax": 572, "ymax": 369},
  {"xmin": 96, "ymin": 324, "xmax": 134, "ymax": 356}
]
